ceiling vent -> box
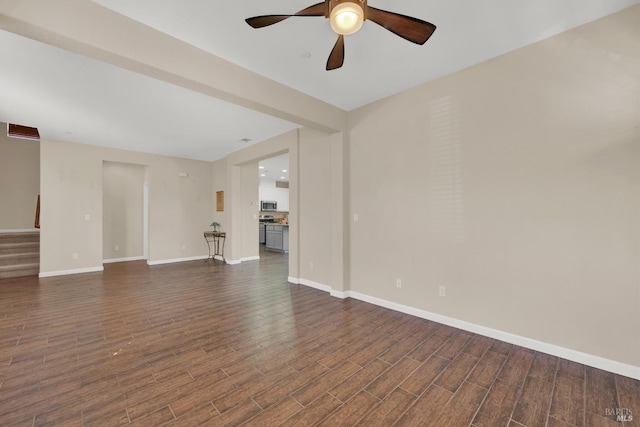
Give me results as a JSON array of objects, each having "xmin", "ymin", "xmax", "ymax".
[{"xmin": 7, "ymin": 123, "xmax": 40, "ymax": 140}]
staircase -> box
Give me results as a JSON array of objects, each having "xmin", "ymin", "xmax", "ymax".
[{"xmin": 0, "ymin": 231, "xmax": 40, "ymax": 279}]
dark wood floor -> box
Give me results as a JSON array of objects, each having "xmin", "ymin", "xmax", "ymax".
[{"xmin": 0, "ymin": 247, "xmax": 638, "ymax": 426}]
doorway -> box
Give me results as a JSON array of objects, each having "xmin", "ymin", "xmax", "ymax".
[{"xmin": 258, "ymin": 153, "xmax": 290, "ymax": 253}]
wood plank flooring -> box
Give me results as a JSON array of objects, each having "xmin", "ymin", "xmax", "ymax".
[{"xmin": 0, "ymin": 248, "xmax": 638, "ymax": 426}]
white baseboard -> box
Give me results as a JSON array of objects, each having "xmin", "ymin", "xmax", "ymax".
[
  {"xmin": 0, "ymin": 228, "xmax": 40, "ymax": 233},
  {"xmin": 344, "ymin": 290, "xmax": 640, "ymax": 380},
  {"xmin": 103, "ymin": 256, "xmax": 146, "ymax": 264},
  {"xmin": 39, "ymin": 266, "xmax": 104, "ymax": 278},
  {"xmin": 301, "ymin": 279, "xmax": 331, "ymax": 293},
  {"xmin": 330, "ymin": 290, "xmax": 349, "ymax": 299},
  {"xmin": 225, "ymin": 259, "xmax": 241, "ymax": 265},
  {"xmin": 240, "ymin": 256, "xmax": 260, "ymax": 262},
  {"xmin": 297, "ymin": 278, "xmax": 332, "ymax": 293},
  {"xmin": 290, "ymin": 277, "xmax": 347, "ymax": 299},
  {"xmin": 147, "ymin": 255, "xmax": 208, "ymax": 266},
  {"xmin": 290, "ymin": 276, "xmax": 640, "ymax": 380}
]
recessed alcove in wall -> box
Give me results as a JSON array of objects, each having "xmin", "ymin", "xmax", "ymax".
[{"xmin": 102, "ymin": 161, "xmax": 148, "ymax": 263}]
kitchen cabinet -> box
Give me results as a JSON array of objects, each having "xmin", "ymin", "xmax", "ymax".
[
  {"xmin": 259, "ymin": 223, "xmax": 266, "ymax": 244},
  {"xmin": 265, "ymin": 224, "xmax": 289, "ymax": 252},
  {"xmin": 276, "ymin": 188, "xmax": 289, "ymax": 212}
]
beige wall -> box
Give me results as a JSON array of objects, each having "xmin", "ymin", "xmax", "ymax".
[
  {"xmin": 0, "ymin": 124, "xmax": 40, "ymax": 230},
  {"xmin": 298, "ymin": 128, "xmax": 335, "ymax": 287},
  {"xmin": 348, "ymin": 8, "xmax": 639, "ymax": 367},
  {"xmin": 40, "ymin": 139, "xmax": 212, "ymax": 274},
  {"xmin": 102, "ymin": 161, "xmax": 145, "ymax": 261},
  {"xmin": 240, "ymin": 162, "xmax": 260, "ymax": 260},
  {"xmin": 211, "ymin": 158, "xmax": 228, "ymax": 234}
]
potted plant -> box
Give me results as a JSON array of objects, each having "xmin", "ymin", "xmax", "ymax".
[{"xmin": 210, "ymin": 221, "xmax": 220, "ymax": 232}]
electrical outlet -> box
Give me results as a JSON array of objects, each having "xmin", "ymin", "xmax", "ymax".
[
  {"xmin": 72, "ymin": 253, "xmax": 78, "ymax": 259},
  {"xmin": 439, "ymin": 285, "xmax": 446, "ymax": 297},
  {"xmin": 114, "ymin": 245, "xmax": 119, "ymax": 251},
  {"xmin": 181, "ymin": 244, "xmax": 186, "ymax": 251},
  {"xmin": 353, "ymin": 213, "xmax": 359, "ymax": 222},
  {"xmin": 84, "ymin": 214, "xmax": 90, "ymax": 221},
  {"xmin": 309, "ymin": 261, "xmax": 314, "ymax": 270},
  {"xmin": 396, "ymin": 278, "xmax": 402, "ymax": 288}
]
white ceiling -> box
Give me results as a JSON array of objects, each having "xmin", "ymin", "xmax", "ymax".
[
  {"xmin": 1, "ymin": 0, "xmax": 637, "ymax": 161},
  {"xmin": 0, "ymin": 30, "xmax": 300, "ymax": 161},
  {"xmin": 92, "ymin": 0, "xmax": 637, "ymax": 110},
  {"xmin": 259, "ymin": 154, "xmax": 290, "ymax": 183}
]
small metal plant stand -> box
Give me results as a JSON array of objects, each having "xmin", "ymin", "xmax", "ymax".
[{"xmin": 204, "ymin": 231, "xmax": 226, "ymax": 262}]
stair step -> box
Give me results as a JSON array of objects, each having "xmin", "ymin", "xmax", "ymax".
[
  {"xmin": 0, "ymin": 263, "xmax": 39, "ymax": 279},
  {"xmin": 0, "ymin": 242, "xmax": 40, "ymax": 255},
  {"xmin": 0, "ymin": 233, "xmax": 41, "ymax": 279},
  {"xmin": 0, "ymin": 232, "xmax": 40, "ymax": 244},
  {"xmin": 0, "ymin": 252, "xmax": 39, "ymax": 267}
]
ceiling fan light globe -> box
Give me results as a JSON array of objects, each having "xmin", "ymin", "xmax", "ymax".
[{"xmin": 330, "ymin": 2, "xmax": 364, "ymax": 35}]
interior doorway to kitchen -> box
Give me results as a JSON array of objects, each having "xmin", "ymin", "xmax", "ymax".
[
  {"xmin": 258, "ymin": 153, "xmax": 290, "ymax": 255},
  {"xmin": 228, "ymin": 130, "xmax": 301, "ymax": 282}
]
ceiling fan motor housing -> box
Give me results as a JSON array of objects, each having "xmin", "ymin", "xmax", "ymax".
[{"xmin": 326, "ymin": 0, "xmax": 367, "ymax": 19}]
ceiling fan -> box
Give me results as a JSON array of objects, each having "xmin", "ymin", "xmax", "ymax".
[{"xmin": 246, "ymin": 0, "xmax": 436, "ymax": 71}]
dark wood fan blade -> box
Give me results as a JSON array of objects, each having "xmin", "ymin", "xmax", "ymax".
[
  {"xmin": 246, "ymin": 3, "xmax": 325, "ymax": 28},
  {"xmin": 246, "ymin": 15, "xmax": 290, "ymax": 28},
  {"xmin": 326, "ymin": 34, "xmax": 345, "ymax": 70},
  {"xmin": 366, "ymin": 6, "xmax": 436, "ymax": 45}
]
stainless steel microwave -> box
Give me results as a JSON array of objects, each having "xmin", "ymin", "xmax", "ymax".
[{"xmin": 261, "ymin": 200, "xmax": 277, "ymax": 211}]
